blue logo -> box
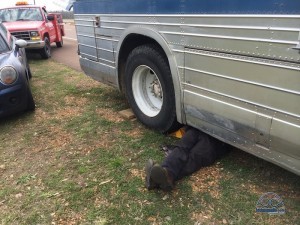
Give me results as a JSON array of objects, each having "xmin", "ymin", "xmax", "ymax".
[{"xmin": 256, "ymin": 192, "xmax": 285, "ymax": 215}]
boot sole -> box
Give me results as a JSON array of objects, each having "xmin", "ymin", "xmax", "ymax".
[
  {"xmin": 150, "ymin": 165, "xmax": 173, "ymax": 191},
  {"xmin": 145, "ymin": 159, "xmax": 156, "ymax": 190}
]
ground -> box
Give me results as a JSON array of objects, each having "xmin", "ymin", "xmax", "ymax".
[{"xmin": 0, "ymin": 59, "xmax": 299, "ymax": 225}]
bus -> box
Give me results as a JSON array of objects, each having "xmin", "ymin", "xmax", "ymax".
[{"xmin": 72, "ymin": 0, "xmax": 300, "ymax": 175}]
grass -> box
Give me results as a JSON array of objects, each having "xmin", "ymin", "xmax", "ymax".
[{"xmin": 0, "ymin": 59, "xmax": 299, "ymax": 225}]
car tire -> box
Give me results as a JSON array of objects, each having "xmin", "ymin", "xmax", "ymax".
[
  {"xmin": 40, "ymin": 37, "xmax": 51, "ymax": 59},
  {"xmin": 124, "ymin": 44, "xmax": 180, "ymax": 133},
  {"xmin": 26, "ymin": 86, "xmax": 35, "ymax": 111},
  {"xmin": 27, "ymin": 64, "xmax": 32, "ymax": 79}
]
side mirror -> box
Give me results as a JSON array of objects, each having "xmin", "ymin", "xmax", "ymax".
[
  {"xmin": 15, "ymin": 39, "xmax": 28, "ymax": 49},
  {"xmin": 47, "ymin": 15, "xmax": 54, "ymax": 21}
]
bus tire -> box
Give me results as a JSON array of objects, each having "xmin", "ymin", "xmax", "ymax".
[
  {"xmin": 124, "ymin": 44, "xmax": 179, "ymax": 133},
  {"xmin": 40, "ymin": 37, "xmax": 51, "ymax": 59}
]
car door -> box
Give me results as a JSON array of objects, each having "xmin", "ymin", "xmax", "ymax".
[{"xmin": 42, "ymin": 8, "xmax": 56, "ymax": 42}]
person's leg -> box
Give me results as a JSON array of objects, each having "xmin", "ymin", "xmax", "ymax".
[
  {"xmin": 160, "ymin": 127, "xmax": 202, "ymax": 157},
  {"xmin": 161, "ymin": 127, "xmax": 202, "ymax": 180},
  {"xmin": 145, "ymin": 144, "xmax": 191, "ymax": 191},
  {"xmin": 148, "ymin": 163, "xmax": 174, "ymax": 191},
  {"xmin": 145, "ymin": 127, "xmax": 202, "ymax": 190},
  {"xmin": 173, "ymin": 127, "xmax": 201, "ymax": 149},
  {"xmin": 145, "ymin": 159, "xmax": 158, "ymax": 190},
  {"xmin": 176, "ymin": 133, "xmax": 217, "ymax": 179}
]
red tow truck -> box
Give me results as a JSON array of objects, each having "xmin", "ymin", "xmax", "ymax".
[{"xmin": 0, "ymin": 1, "xmax": 65, "ymax": 59}]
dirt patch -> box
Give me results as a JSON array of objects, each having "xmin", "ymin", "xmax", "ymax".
[
  {"xmin": 74, "ymin": 79, "xmax": 102, "ymax": 89},
  {"xmin": 76, "ymin": 135, "xmax": 112, "ymax": 154},
  {"xmin": 95, "ymin": 108, "xmax": 124, "ymax": 123},
  {"xmin": 147, "ymin": 216, "xmax": 160, "ymax": 224},
  {"xmin": 34, "ymin": 108, "xmax": 51, "ymax": 122},
  {"xmin": 191, "ymin": 211, "xmax": 219, "ymax": 225},
  {"xmin": 52, "ymin": 212, "xmax": 85, "ymax": 225},
  {"xmin": 34, "ymin": 80, "xmax": 47, "ymax": 87},
  {"xmin": 125, "ymin": 126, "xmax": 145, "ymax": 138},
  {"xmin": 62, "ymin": 71, "xmax": 102, "ymax": 90},
  {"xmin": 55, "ymin": 106, "xmax": 84, "ymax": 119},
  {"xmin": 129, "ymin": 168, "xmax": 144, "ymax": 180},
  {"xmin": 54, "ymin": 95, "xmax": 88, "ymax": 120},
  {"xmin": 64, "ymin": 96, "xmax": 88, "ymax": 106},
  {"xmin": 94, "ymin": 196, "xmax": 111, "ymax": 208},
  {"xmin": 189, "ymin": 163, "xmax": 226, "ymax": 199},
  {"xmin": 31, "ymin": 126, "xmax": 73, "ymax": 153}
]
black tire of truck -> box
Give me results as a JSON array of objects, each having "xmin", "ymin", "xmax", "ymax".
[
  {"xmin": 124, "ymin": 44, "xmax": 180, "ymax": 133},
  {"xmin": 56, "ymin": 36, "xmax": 63, "ymax": 48},
  {"xmin": 40, "ymin": 37, "xmax": 51, "ymax": 59}
]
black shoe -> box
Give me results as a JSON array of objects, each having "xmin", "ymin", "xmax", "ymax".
[
  {"xmin": 150, "ymin": 164, "xmax": 174, "ymax": 191},
  {"xmin": 145, "ymin": 159, "xmax": 158, "ymax": 190}
]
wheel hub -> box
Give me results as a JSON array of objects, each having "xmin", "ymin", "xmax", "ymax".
[
  {"xmin": 132, "ymin": 65, "xmax": 163, "ymax": 117},
  {"xmin": 150, "ymin": 78, "xmax": 162, "ymax": 99}
]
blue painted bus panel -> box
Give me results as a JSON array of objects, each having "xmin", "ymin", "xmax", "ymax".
[{"xmin": 74, "ymin": 0, "xmax": 300, "ymax": 14}]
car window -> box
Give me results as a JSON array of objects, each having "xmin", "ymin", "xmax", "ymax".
[
  {"xmin": 0, "ymin": 7, "xmax": 43, "ymax": 22},
  {"xmin": 0, "ymin": 35, "xmax": 9, "ymax": 54}
]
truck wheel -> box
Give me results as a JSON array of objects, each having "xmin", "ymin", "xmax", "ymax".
[
  {"xmin": 56, "ymin": 37, "xmax": 63, "ymax": 48},
  {"xmin": 125, "ymin": 44, "xmax": 179, "ymax": 133},
  {"xmin": 40, "ymin": 37, "xmax": 51, "ymax": 59}
]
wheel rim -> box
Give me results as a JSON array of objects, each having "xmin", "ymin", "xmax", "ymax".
[{"xmin": 132, "ymin": 65, "xmax": 163, "ymax": 117}]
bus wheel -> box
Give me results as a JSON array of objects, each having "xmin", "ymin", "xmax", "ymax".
[
  {"xmin": 125, "ymin": 44, "xmax": 179, "ymax": 133},
  {"xmin": 40, "ymin": 37, "xmax": 51, "ymax": 59}
]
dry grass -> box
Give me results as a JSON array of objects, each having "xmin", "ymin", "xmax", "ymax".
[{"xmin": 0, "ymin": 59, "xmax": 299, "ymax": 225}]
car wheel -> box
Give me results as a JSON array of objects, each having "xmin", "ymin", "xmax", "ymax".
[
  {"xmin": 26, "ymin": 86, "xmax": 35, "ymax": 111},
  {"xmin": 27, "ymin": 63, "xmax": 32, "ymax": 79},
  {"xmin": 124, "ymin": 44, "xmax": 179, "ymax": 133},
  {"xmin": 56, "ymin": 36, "xmax": 63, "ymax": 48},
  {"xmin": 40, "ymin": 37, "xmax": 51, "ymax": 59}
]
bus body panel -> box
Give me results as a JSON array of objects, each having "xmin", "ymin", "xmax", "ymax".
[{"xmin": 73, "ymin": 0, "xmax": 300, "ymax": 175}]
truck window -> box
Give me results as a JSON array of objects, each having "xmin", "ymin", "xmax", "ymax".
[
  {"xmin": 0, "ymin": 8, "xmax": 43, "ymax": 22},
  {"xmin": 42, "ymin": 7, "xmax": 49, "ymax": 21}
]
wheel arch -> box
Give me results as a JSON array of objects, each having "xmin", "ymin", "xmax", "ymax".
[
  {"xmin": 43, "ymin": 32, "xmax": 50, "ymax": 40},
  {"xmin": 116, "ymin": 26, "xmax": 183, "ymax": 124}
]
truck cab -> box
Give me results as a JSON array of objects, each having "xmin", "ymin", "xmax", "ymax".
[{"xmin": 0, "ymin": 1, "xmax": 65, "ymax": 59}]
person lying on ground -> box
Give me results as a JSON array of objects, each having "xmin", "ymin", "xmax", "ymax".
[{"xmin": 145, "ymin": 126, "xmax": 230, "ymax": 191}]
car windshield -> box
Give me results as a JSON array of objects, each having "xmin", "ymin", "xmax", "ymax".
[
  {"xmin": 0, "ymin": 35, "xmax": 9, "ymax": 54},
  {"xmin": 0, "ymin": 8, "xmax": 43, "ymax": 22}
]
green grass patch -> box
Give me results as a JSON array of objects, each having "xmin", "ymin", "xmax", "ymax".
[{"xmin": 0, "ymin": 59, "xmax": 298, "ymax": 225}]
